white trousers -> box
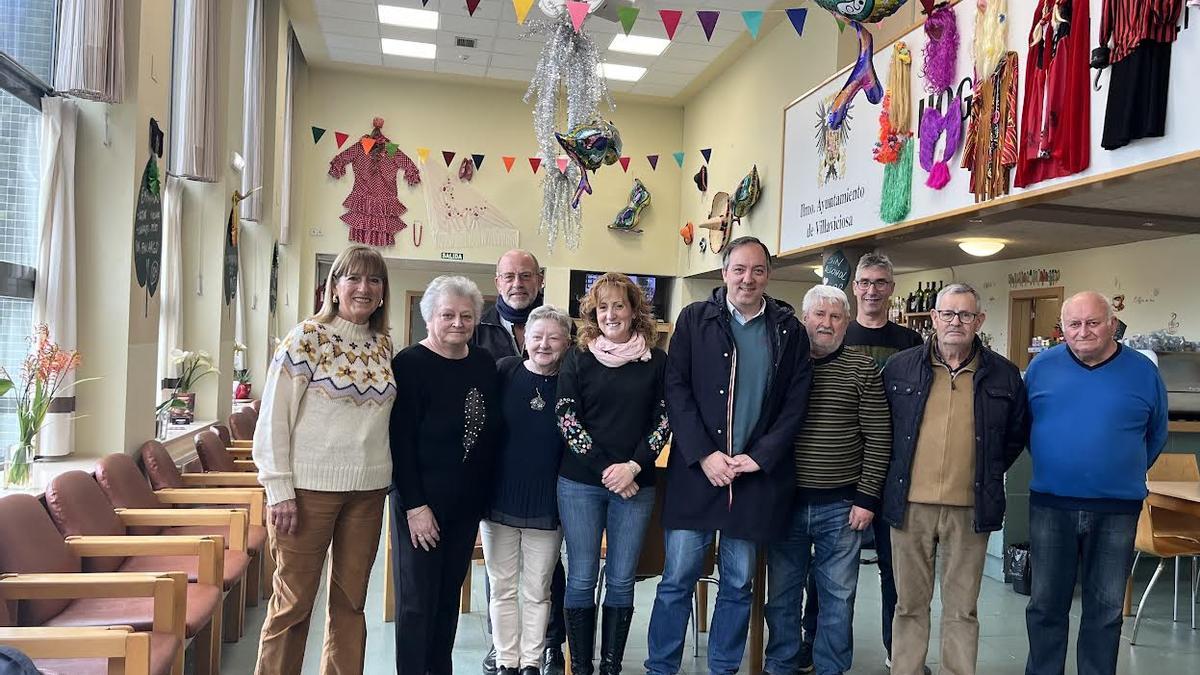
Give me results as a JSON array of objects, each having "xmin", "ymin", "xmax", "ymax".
[{"xmin": 480, "ymin": 520, "xmax": 564, "ymax": 669}]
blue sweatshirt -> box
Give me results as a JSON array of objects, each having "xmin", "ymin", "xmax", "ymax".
[{"xmin": 1025, "ymin": 344, "xmax": 1168, "ymax": 513}]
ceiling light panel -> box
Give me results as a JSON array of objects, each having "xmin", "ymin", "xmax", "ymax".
[
  {"xmin": 609, "ymin": 34, "xmax": 671, "ymax": 56},
  {"xmin": 381, "ymin": 38, "xmax": 438, "ymax": 59},
  {"xmin": 378, "ymin": 5, "xmax": 440, "ymax": 30},
  {"xmin": 598, "ymin": 63, "xmax": 647, "ymax": 82}
]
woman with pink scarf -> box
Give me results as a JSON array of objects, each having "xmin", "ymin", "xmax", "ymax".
[{"xmin": 554, "ymin": 272, "xmax": 670, "ymax": 675}]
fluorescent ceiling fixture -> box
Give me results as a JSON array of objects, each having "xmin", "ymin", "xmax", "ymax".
[
  {"xmin": 812, "ymin": 266, "xmax": 823, "ymax": 278},
  {"xmin": 958, "ymin": 238, "xmax": 1006, "ymax": 257},
  {"xmin": 609, "ymin": 34, "xmax": 670, "ymax": 56},
  {"xmin": 378, "ymin": 5, "xmax": 439, "ymax": 30},
  {"xmin": 598, "ymin": 63, "xmax": 646, "ymax": 82},
  {"xmin": 381, "ymin": 38, "xmax": 437, "ymax": 59}
]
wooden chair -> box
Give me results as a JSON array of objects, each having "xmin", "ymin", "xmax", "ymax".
[
  {"xmin": 0, "ymin": 625, "xmax": 172, "ymax": 675},
  {"xmin": 194, "ymin": 433, "xmax": 256, "ymax": 473},
  {"xmin": 229, "ymin": 410, "xmax": 256, "ymax": 441}
]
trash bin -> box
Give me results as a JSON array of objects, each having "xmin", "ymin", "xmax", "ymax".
[{"xmin": 1004, "ymin": 543, "xmax": 1032, "ymax": 596}]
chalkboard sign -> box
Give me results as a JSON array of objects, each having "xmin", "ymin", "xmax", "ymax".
[
  {"xmin": 133, "ymin": 156, "xmax": 162, "ymax": 297},
  {"xmin": 821, "ymin": 249, "xmax": 850, "ymax": 290},
  {"xmin": 269, "ymin": 241, "xmax": 279, "ymax": 314},
  {"xmin": 223, "ymin": 202, "xmax": 238, "ymax": 306}
]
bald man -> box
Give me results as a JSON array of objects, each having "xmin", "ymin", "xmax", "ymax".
[{"xmin": 1024, "ymin": 291, "xmax": 1168, "ymax": 675}]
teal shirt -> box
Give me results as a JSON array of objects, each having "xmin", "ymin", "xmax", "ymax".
[{"xmin": 729, "ymin": 311, "xmax": 771, "ymax": 455}]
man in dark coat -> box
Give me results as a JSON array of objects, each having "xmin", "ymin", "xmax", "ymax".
[
  {"xmin": 645, "ymin": 237, "xmax": 813, "ymax": 675},
  {"xmin": 473, "ymin": 248, "xmax": 568, "ymax": 675}
]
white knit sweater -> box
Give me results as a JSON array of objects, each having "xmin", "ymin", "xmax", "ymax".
[{"xmin": 253, "ymin": 317, "xmax": 396, "ymax": 505}]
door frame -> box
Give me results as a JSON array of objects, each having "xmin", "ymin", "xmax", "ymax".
[{"xmin": 1008, "ymin": 286, "xmax": 1065, "ymax": 368}]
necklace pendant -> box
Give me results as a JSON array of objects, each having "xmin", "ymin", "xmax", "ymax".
[{"xmin": 530, "ymin": 388, "xmax": 546, "ymax": 411}]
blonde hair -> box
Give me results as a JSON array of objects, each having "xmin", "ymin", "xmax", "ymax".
[
  {"xmin": 577, "ymin": 273, "xmax": 657, "ymax": 351},
  {"xmin": 888, "ymin": 42, "xmax": 913, "ymax": 132},
  {"xmin": 973, "ymin": 0, "xmax": 1007, "ymax": 82},
  {"xmin": 313, "ymin": 245, "xmax": 391, "ymax": 334}
]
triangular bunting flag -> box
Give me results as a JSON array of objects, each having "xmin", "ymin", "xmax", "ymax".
[
  {"xmin": 836, "ymin": 17, "xmax": 846, "ymax": 32},
  {"xmin": 502, "ymin": 156, "xmax": 516, "ymax": 172},
  {"xmin": 659, "ymin": 9, "xmax": 683, "ymax": 40},
  {"xmin": 385, "ymin": 142, "xmax": 398, "ymax": 156},
  {"xmin": 529, "ymin": 157, "xmax": 542, "ymax": 173},
  {"xmin": 513, "ymin": 0, "xmax": 535, "ymax": 24},
  {"xmin": 443, "ymin": 150, "xmax": 456, "ymax": 166},
  {"xmin": 466, "ymin": 0, "xmax": 481, "ymax": 16},
  {"xmin": 334, "ymin": 131, "xmax": 349, "ymax": 148},
  {"xmin": 619, "ymin": 156, "xmax": 631, "ymax": 172},
  {"xmin": 417, "ymin": 147, "xmax": 430, "ymax": 163},
  {"xmin": 741, "ymin": 11, "xmax": 763, "ymax": 39},
  {"xmin": 311, "ymin": 126, "xmax": 326, "ymax": 144},
  {"xmin": 647, "ymin": 154, "xmax": 660, "ymax": 170},
  {"xmin": 422, "ymin": 0, "xmax": 429, "ymax": 5},
  {"xmin": 697, "ymin": 11, "xmax": 720, "ymax": 41},
  {"xmin": 701, "ymin": 148, "xmax": 712, "ymax": 163},
  {"xmin": 673, "ymin": 151, "xmax": 685, "ymax": 167},
  {"xmin": 787, "ymin": 8, "xmax": 808, "ymax": 38},
  {"xmin": 556, "ymin": 157, "xmax": 570, "ymax": 174},
  {"xmin": 472, "ymin": 153, "xmax": 485, "ymax": 170},
  {"xmin": 617, "ymin": 6, "xmax": 640, "ymax": 35},
  {"xmin": 567, "ymin": 0, "xmax": 589, "ymax": 31},
  {"xmin": 361, "ymin": 137, "xmax": 376, "ymax": 154}
]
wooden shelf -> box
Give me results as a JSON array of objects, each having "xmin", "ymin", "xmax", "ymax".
[{"xmin": 1168, "ymin": 420, "xmax": 1200, "ymax": 433}]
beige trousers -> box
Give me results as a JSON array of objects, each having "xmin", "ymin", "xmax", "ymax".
[
  {"xmin": 480, "ymin": 520, "xmax": 564, "ymax": 669},
  {"xmin": 890, "ymin": 503, "xmax": 989, "ymax": 675},
  {"xmin": 255, "ymin": 488, "xmax": 387, "ymax": 675}
]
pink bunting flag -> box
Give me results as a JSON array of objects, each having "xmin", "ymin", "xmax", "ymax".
[
  {"xmin": 697, "ymin": 11, "xmax": 720, "ymax": 41},
  {"xmin": 567, "ymin": 0, "xmax": 590, "ymax": 31},
  {"xmin": 659, "ymin": 9, "xmax": 683, "ymax": 40},
  {"xmin": 619, "ymin": 156, "xmax": 631, "ymax": 172},
  {"xmin": 556, "ymin": 157, "xmax": 570, "ymax": 173}
]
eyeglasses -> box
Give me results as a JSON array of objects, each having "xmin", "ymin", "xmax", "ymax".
[
  {"xmin": 934, "ymin": 310, "xmax": 980, "ymax": 323},
  {"xmin": 496, "ymin": 272, "xmax": 537, "ymax": 284},
  {"xmin": 853, "ymin": 279, "xmax": 892, "ymax": 290}
]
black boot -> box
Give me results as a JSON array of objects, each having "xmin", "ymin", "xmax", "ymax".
[
  {"xmin": 597, "ymin": 606, "xmax": 634, "ymax": 675},
  {"xmin": 564, "ymin": 606, "xmax": 597, "ymax": 675},
  {"xmin": 482, "ymin": 646, "xmax": 498, "ymax": 675},
  {"xmin": 540, "ymin": 644, "xmax": 565, "ymax": 675}
]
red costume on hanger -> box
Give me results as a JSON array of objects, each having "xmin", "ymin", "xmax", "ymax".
[
  {"xmin": 328, "ymin": 118, "xmax": 421, "ymax": 247},
  {"xmin": 1014, "ymin": 0, "xmax": 1090, "ymax": 188}
]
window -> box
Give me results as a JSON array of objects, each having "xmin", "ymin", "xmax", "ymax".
[{"xmin": 0, "ymin": 0, "xmax": 57, "ymax": 448}]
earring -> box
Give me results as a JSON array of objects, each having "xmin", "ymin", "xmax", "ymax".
[{"xmin": 332, "ymin": 297, "xmax": 339, "ymax": 304}]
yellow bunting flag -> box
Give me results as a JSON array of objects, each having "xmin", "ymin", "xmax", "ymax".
[
  {"xmin": 417, "ymin": 147, "xmax": 430, "ymax": 163},
  {"xmin": 513, "ymin": 0, "xmax": 535, "ymax": 25}
]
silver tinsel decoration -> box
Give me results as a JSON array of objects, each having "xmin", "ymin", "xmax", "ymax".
[{"xmin": 522, "ymin": 14, "xmax": 613, "ymax": 251}]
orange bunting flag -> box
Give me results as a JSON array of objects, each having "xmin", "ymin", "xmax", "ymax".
[
  {"xmin": 502, "ymin": 156, "xmax": 517, "ymax": 172},
  {"xmin": 361, "ymin": 137, "xmax": 376, "ymax": 154}
]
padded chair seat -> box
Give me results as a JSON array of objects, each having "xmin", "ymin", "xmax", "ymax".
[
  {"xmin": 117, "ymin": 551, "xmax": 252, "ymax": 591},
  {"xmin": 45, "ymin": 582, "xmax": 221, "ymax": 638},
  {"xmin": 32, "ymin": 631, "xmax": 178, "ymax": 675},
  {"xmin": 163, "ymin": 523, "xmax": 267, "ymax": 554}
]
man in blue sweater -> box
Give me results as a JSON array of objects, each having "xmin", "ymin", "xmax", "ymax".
[{"xmin": 1024, "ymin": 291, "xmax": 1168, "ymax": 675}]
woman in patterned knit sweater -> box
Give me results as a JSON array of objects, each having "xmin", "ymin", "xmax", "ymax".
[{"xmin": 252, "ymin": 245, "xmax": 396, "ymax": 674}]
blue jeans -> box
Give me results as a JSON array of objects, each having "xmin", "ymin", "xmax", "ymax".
[
  {"xmin": 557, "ymin": 476, "xmax": 655, "ymax": 608},
  {"xmin": 764, "ymin": 501, "xmax": 861, "ymax": 675},
  {"xmin": 645, "ymin": 530, "xmax": 756, "ymax": 675},
  {"xmin": 1025, "ymin": 504, "xmax": 1138, "ymax": 675}
]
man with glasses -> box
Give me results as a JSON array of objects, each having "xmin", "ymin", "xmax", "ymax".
[
  {"xmin": 881, "ymin": 283, "xmax": 1028, "ymax": 675},
  {"xmin": 1024, "ymin": 291, "xmax": 1167, "ymax": 675},
  {"xmin": 473, "ymin": 248, "xmax": 568, "ymax": 675}
]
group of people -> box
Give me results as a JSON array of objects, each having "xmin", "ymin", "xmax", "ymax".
[{"xmin": 250, "ymin": 239, "xmax": 1168, "ymax": 675}]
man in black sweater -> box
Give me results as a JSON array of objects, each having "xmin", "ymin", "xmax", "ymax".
[{"xmin": 472, "ymin": 248, "xmax": 568, "ymax": 675}]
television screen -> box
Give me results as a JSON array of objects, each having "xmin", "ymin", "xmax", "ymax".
[{"xmin": 569, "ymin": 270, "xmax": 672, "ymax": 321}]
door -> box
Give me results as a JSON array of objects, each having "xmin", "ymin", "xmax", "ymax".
[{"xmin": 1008, "ymin": 287, "xmax": 1065, "ymax": 370}]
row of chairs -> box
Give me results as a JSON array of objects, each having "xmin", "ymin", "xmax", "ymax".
[{"xmin": 0, "ymin": 421, "xmax": 269, "ymax": 675}]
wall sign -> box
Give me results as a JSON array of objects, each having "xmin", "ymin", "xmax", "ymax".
[
  {"xmin": 133, "ymin": 155, "xmax": 163, "ymax": 307},
  {"xmin": 440, "ymin": 251, "xmax": 465, "ymax": 261},
  {"xmin": 822, "ymin": 249, "xmax": 851, "ymax": 290}
]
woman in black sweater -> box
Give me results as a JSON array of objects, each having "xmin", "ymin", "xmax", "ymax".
[
  {"xmin": 555, "ymin": 273, "xmax": 669, "ymax": 675},
  {"xmin": 390, "ymin": 275, "xmax": 500, "ymax": 675}
]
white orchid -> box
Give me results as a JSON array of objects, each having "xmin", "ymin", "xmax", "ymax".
[{"xmin": 172, "ymin": 349, "xmax": 219, "ymax": 392}]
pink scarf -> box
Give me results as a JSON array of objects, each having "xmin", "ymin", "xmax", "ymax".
[{"xmin": 588, "ymin": 333, "xmax": 651, "ymax": 368}]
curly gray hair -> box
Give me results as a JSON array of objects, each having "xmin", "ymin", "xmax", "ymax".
[{"xmin": 419, "ymin": 275, "xmax": 484, "ymax": 323}]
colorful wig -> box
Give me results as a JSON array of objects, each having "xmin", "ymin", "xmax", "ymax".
[
  {"xmin": 921, "ymin": 3, "xmax": 959, "ymax": 93},
  {"xmin": 973, "ymin": 0, "xmax": 1008, "ymax": 82}
]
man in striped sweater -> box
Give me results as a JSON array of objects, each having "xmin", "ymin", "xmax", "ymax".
[{"xmin": 763, "ymin": 284, "xmax": 891, "ymax": 675}]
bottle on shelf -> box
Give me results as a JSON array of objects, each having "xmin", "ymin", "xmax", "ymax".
[{"xmin": 906, "ymin": 286, "xmax": 918, "ymax": 315}]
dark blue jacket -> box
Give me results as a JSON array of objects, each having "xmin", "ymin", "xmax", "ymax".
[
  {"xmin": 662, "ymin": 287, "xmax": 812, "ymax": 543},
  {"xmin": 881, "ymin": 338, "xmax": 1029, "ymax": 533}
]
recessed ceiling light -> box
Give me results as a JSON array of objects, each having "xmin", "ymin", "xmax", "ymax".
[
  {"xmin": 597, "ymin": 63, "xmax": 646, "ymax": 82},
  {"xmin": 378, "ymin": 5, "xmax": 440, "ymax": 30},
  {"xmin": 958, "ymin": 238, "xmax": 1005, "ymax": 257},
  {"xmin": 609, "ymin": 34, "xmax": 670, "ymax": 56},
  {"xmin": 381, "ymin": 38, "xmax": 437, "ymax": 59}
]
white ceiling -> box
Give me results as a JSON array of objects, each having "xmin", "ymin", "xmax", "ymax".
[{"xmin": 311, "ymin": 0, "xmax": 760, "ymax": 97}]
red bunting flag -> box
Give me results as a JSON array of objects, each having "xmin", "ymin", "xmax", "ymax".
[
  {"xmin": 443, "ymin": 151, "xmax": 456, "ymax": 166},
  {"xmin": 529, "ymin": 157, "xmax": 542, "ymax": 173},
  {"xmin": 361, "ymin": 137, "xmax": 376, "ymax": 154},
  {"xmin": 659, "ymin": 9, "xmax": 683, "ymax": 40},
  {"xmin": 647, "ymin": 154, "xmax": 660, "ymax": 170},
  {"xmin": 334, "ymin": 131, "xmax": 349, "ymax": 148},
  {"xmin": 556, "ymin": 157, "xmax": 570, "ymax": 173},
  {"xmin": 697, "ymin": 11, "xmax": 720, "ymax": 41},
  {"xmin": 619, "ymin": 156, "xmax": 631, "ymax": 172},
  {"xmin": 502, "ymin": 156, "xmax": 516, "ymax": 172},
  {"xmin": 466, "ymin": 0, "xmax": 481, "ymax": 16}
]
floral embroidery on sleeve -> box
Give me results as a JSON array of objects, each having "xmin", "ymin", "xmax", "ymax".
[
  {"xmin": 556, "ymin": 397, "xmax": 594, "ymax": 455},
  {"xmin": 646, "ymin": 399, "xmax": 670, "ymax": 458}
]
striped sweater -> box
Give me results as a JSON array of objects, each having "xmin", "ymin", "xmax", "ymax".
[{"xmin": 792, "ymin": 345, "xmax": 892, "ymax": 512}]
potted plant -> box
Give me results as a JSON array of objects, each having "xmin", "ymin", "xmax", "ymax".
[
  {"xmin": 154, "ymin": 394, "xmax": 189, "ymax": 438},
  {"xmin": 170, "ymin": 349, "xmax": 218, "ymax": 413},
  {"xmin": 0, "ymin": 324, "xmax": 96, "ymax": 488},
  {"xmin": 233, "ymin": 369, "xmax": 252, "ymax": 400}
]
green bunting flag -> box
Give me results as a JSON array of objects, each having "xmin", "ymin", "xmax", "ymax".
[
  {"xmin": 311, "ymin": 126, "xmax": 326, "ymax": 144},
  {"xmin": 617, "ymin": 6, "xmax": 640, "ymax": 35},
  {"xmin": 673, "ymin": 151, "xmax": 685, "ymax": 167}
]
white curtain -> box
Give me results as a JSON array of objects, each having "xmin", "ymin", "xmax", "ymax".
[
  {"xmin": 168, "ymin": 0, "xmax": 219, "ymax": 182},
  {"xmin": 54, "ymin": 0, "xmax": 125, "ymax": 103},
  {"xmin": 239, "ymin": 0, "xmax": 264, "ymax": 221},
  {"xmin": 278, "ymin": 30, "xmax": 298, "ymax": 245},
  {"xmin": 32, "ymin": 97, "xmax": 79, "ymax": 458},
  {"xmin": 156, "ymin": 177, "xmax": 185, "ymax": 391}
]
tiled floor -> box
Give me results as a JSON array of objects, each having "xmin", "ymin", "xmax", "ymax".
[{"xmin": 221, "ymin": 543, "xmax": 1200, "ymax": 674}]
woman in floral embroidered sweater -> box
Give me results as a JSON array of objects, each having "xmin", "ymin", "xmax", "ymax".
[
  {"xmin": 252, "ymin": 245, "xmax": 396, "ymax": 674},
  {"xmin": 555, "ymin": 272, "xmax": 669, "ymax": 675}
]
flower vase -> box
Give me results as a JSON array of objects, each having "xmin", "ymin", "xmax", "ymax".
[
  {"xmin": 4, "ymin": 441, "xmax": 34, "ymax": 490},
  {"xmin": 234, "ymin": 382, "xmax": 251, "ymax": 399},
  {"xmin": 181, "ymin": 392, "xmax": 196, "ymax": 412}
]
